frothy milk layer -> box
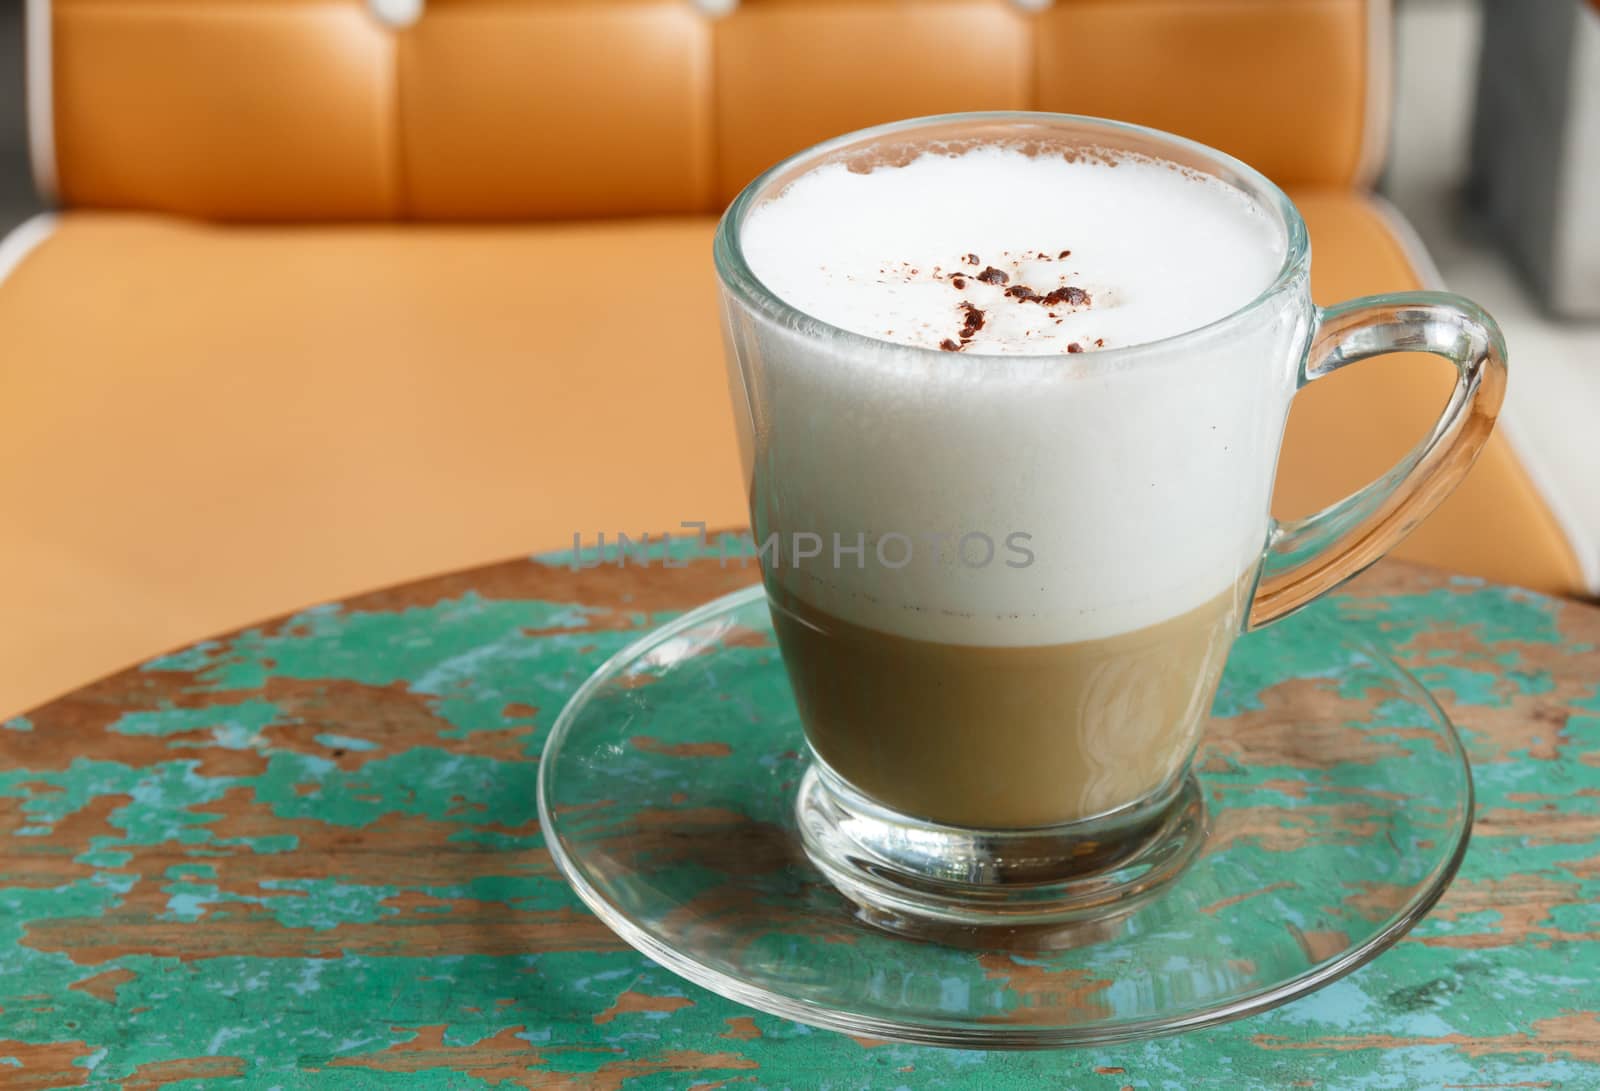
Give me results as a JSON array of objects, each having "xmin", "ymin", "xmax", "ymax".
[
  {"xmin": 728, "ymin": 146, "xmax": 1305, "ymax": 646},
  {"xmin": 742, "ymin": 148, "xmax": 1283, "ymax": 354}
]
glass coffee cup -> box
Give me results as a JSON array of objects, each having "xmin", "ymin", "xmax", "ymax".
[{"xmin": 714, "ymin": 113, "xmax": 1505, "ymax": 932}]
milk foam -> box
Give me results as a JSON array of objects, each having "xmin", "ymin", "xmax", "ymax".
[
  {"xmin": 726, "ymin": 146, "xmax": 1308, "ymax": 646},
  {"xmin": 742, "ymin": 148, "xmax": 1284, "ymax": 355}
]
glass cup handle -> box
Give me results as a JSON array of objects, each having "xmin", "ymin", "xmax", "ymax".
[{"xmin": 1247, "ymin": 291, "xmax": 1509, "ymax": 630}]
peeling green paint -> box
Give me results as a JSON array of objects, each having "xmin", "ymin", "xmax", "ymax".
[{"xmin": 0, "ymin": 555, "xmax": 1596, "ymax": 1087}]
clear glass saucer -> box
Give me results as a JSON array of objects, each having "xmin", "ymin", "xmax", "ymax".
[{"xmin": 537, "ymin": 586, "xmax": 1472, "ymax": 1048}]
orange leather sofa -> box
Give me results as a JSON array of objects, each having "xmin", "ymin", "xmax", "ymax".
[{"xmin": 0, "ymin": 0, "xmax": 1587, "ymax": 718}]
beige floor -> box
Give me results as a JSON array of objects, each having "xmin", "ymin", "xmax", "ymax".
[{"xmin": 1385, "ymin": 0, "xmax": 1600, "ymax": 590}]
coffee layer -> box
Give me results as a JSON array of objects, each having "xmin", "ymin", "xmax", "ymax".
[{"xmin": 772, "ymin": 575, "xmax": 1249, "ymax": 829}]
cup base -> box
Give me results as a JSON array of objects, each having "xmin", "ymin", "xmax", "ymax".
[{"xmin": 796, "ymin": 761, "xmax": 1206, "ymax": 946}]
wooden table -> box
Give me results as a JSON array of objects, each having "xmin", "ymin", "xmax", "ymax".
[{"xmin": 3, "ymin": 551, "xmax": 1598, "ymax": 1087}]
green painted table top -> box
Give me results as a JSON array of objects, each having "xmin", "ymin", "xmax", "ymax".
[{"xmin": 3, "ymin": 549, "xmax": 1598, "ymax": 1088}]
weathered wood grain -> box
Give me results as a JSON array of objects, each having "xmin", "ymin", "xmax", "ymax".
[{"xmin": 1, "ymin": 550, "xmax": 1597, "ymax": 1087}]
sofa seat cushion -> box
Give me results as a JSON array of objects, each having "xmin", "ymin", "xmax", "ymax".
[{"xmin": 0, "ymin": 196, "xmax": 1583, "ymax": 715}]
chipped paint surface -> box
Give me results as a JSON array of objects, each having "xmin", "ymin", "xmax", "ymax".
[{"xmin": 2, "ymin": 548, "xmax": 1598, "ymax": 1087}]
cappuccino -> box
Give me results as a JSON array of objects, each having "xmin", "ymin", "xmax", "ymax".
[
  {"xmin": 731, "ymin": 144, "xmax": 1297, "ymax": 829},
  {"xmin": 715, "ymin": 113, "xmax": 1505, "ymax": 931}
]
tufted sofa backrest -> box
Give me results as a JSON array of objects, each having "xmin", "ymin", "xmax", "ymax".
[{"xmin": 26, "ymin": 0, "xmax": 1391, "ymax": 221}]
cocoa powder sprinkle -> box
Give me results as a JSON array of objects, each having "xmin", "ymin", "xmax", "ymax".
[
  {"xmin": 1041, "ymin": 285, "xmax": 1091, "ymax": 307},
  {"xmin": 958, "ymin": 301, "xmax": 986, "ymax": 340}
]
